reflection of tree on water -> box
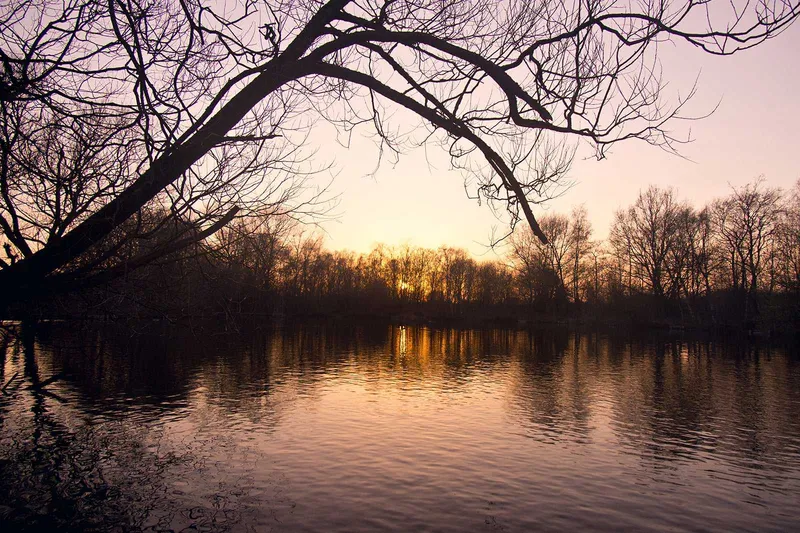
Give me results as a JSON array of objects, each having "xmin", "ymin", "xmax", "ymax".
[
  {"xmin": 722, "ymin": 343, "xmax": 800, "ymax": 474},
  {"xmin": 0, "ymin": 323, "xmax": 284, "ymax": 532},
  {"xmin": 501, "ymin": 328, "xmax": 800, "ymax": 481},
  {"xmin": 603, "ymin": 336, "xmax": 800, "ymax": 484},
  {"xmin": 505, "ymin": 329, "xmax": 593, "ymax": 443},
  {"xmin": 1, "ymin": 324, "xmax": 177, "ymax": 530},
  {"xmin": 616, "ymin": 341, "xmax": 721, "ymax": 468}
]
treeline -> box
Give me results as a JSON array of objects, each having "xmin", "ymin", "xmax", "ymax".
[
  {"xmin": 509, "ymin": 178, "xmax": 800, "ymax": 329},
  {"xmin": 20, "ymin": 178, "xmax": 800, "ymax": 332},
  {"xmin": 604, "ymin": 179, "xmax": 800, "ymax": 329}
]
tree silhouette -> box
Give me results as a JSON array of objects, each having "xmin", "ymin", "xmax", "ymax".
[{"xmin": 1, "ymin": 0, "xmax": 797, "ymax": 309}]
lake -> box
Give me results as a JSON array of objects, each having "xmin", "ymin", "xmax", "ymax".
[{"xmin": 1, "ymin": 322, "xmax": 799, "ymax": 532}]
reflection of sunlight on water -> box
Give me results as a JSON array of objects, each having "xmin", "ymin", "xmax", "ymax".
[{"xmin": 399, "ymin": 325, "xmax": 407, "ymax": 357}]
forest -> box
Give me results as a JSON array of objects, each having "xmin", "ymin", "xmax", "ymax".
[{"xmin": 10, "ymin": 177, "xmax": 797, "ymax": 333}]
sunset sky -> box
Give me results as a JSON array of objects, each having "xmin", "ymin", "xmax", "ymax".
[{"xmin": 318, "ymin": 20, "xmax": 800, "ymax": 257}]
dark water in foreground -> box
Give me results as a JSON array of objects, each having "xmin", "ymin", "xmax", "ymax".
[{"xmin": 1, "ymin": 322, "xmax": 799, "ymax": 532}]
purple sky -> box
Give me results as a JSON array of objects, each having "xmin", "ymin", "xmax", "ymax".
[{"xmin": 318, "ymin": 20, "xmax": 800, "ymax": 256}]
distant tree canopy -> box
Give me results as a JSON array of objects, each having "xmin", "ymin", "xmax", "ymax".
[
  {"xmin": 605, "ymin": 179, "xmax": 800, "ymax": 324},
  {"xmin": 32, "ymin": 177, "xmax": 795, "ymax": 330},
  {"xmin": 1, "ymin": 0, "xmax": 798, "ymax": 309}
]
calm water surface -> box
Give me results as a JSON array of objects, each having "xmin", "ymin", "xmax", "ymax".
[{"xmin": 1, "ymin": 322, "xmax": 799, "ymax": 532}]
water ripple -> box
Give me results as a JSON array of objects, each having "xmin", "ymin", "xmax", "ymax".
[{"xmin": 1, "ymin": 324, "xmax": 799, "ymax": 532}]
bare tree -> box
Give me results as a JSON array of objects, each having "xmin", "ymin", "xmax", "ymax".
[
  {"xmin": 509, "ymin": 220, "xmax": 567, "ymax": 309},
  {"xmin": 775, "ymin": 179, "xmax": 800, "ymax": 294},
  {"xmin": 0, "ymin": 99, "xmax": 325, "ymax": 294},
  {"xmin": 609, "ymin": 186, "xmax": 690, "ymax": 299},
  {"xmin": 215, "ymin": 214, "xmax": 297, "ymax": 295},
  {"xmin": 1, "ymin": 0, "xmax": 797, "ymax": 310},
  {"xmin": 541, "ymin": 214, "xmax": 572, "ymax": 295},
  {"xmin": 711, "ymin": 178, "xmax": 782, "ymax": 318},
  {"xmin": 569, "ymin": 206, "xmax": 592, "ymax": 304}
]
